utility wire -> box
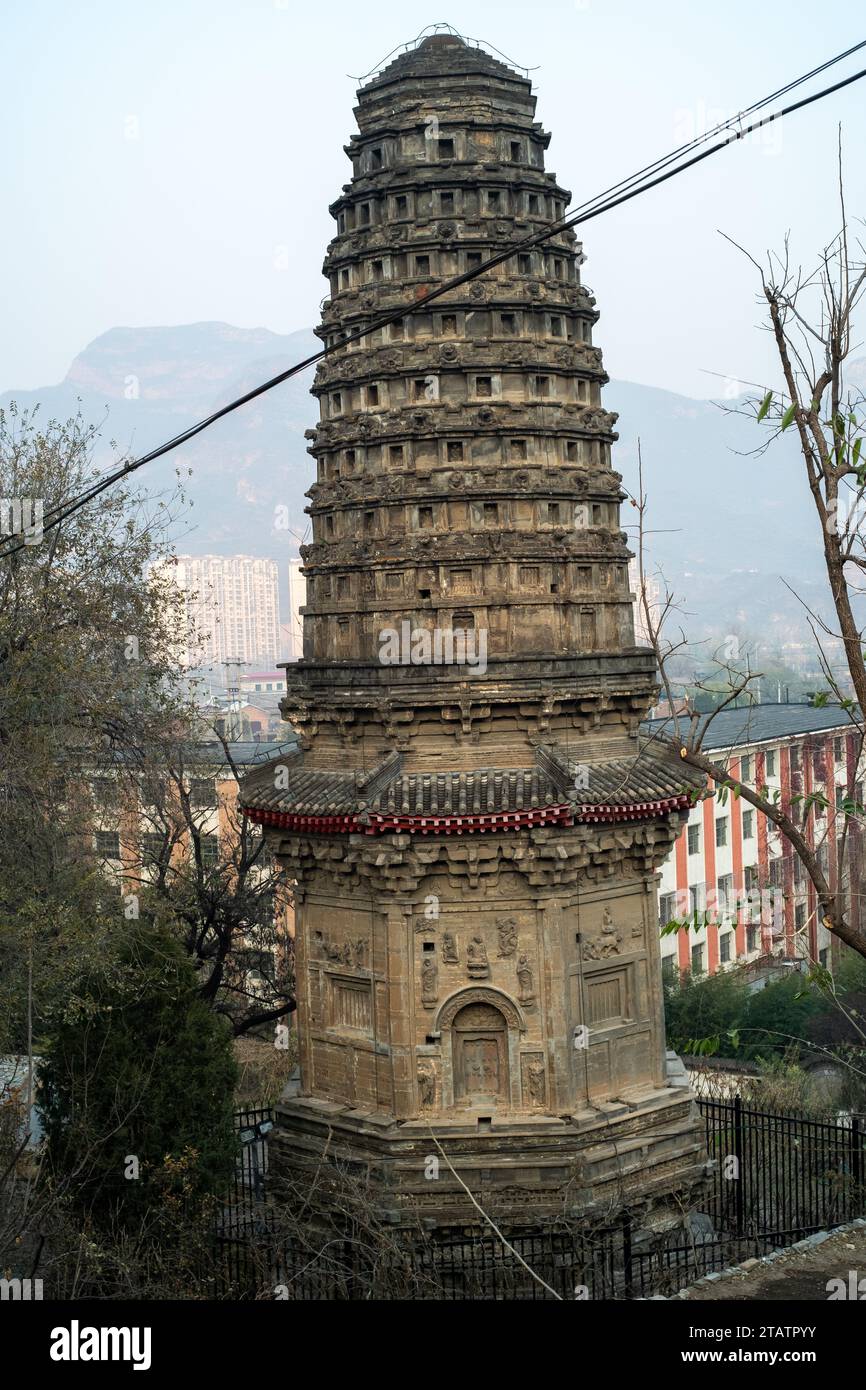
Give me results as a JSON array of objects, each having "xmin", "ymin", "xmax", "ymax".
[{"xmin": 3, "ymin": 45, "xmax": 866, "ymax": 562}]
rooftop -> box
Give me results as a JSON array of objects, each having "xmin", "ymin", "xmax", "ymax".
[
  {"xmin": 360, "ymin": 29, "xmax": 530, "ymax": 92},
  {"xmin": 643, "ymin": 702, "xmax": 859, "ymax": 753}
]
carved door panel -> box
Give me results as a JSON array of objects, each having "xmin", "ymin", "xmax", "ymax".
[
  {"xmin": 461, "ymin": 1037, "xmax": 501, "ymax": 1096},
  {"xmin": 453, "ymin": 1002, "xmax": 509, "ymax": 1103}
]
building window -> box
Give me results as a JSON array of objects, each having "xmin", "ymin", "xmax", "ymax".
[
  {"xmin": 765, "ymin": 749, "xmax": 777, "ymax": 776},
  {"xmin": 689, "ymin": 883, "xmax": 705, "ymax": 916},
  {"xmin": 717, "ymin": 873, "xmax": 734, "ymax": 916},
  {"xmin": 535, "ymin": 375, "xmax": 550, "ymax": 397},
  {"xmin": 719, "ymin": 933, "xmax": 732, "ymax": 964},
  {"xmin": 418, "ymin": 506, "xmax": 434, "ymax": 528},
  {"xmin": 566, "ymin": 441, "xmax": 578, "ymax": 462},
  {"xmin": 550, "ymin": 315, "xmax": 563, "ymax": 337},
  {"xmin": 367, "ymin": 383, "xmax": 379, "ymax": 406},
  {"xmin": 370, "ymin": 146, "xmax": 383, "ymax": 169},
  {"xmin": 437, "ymin": 137, "xmax": 455, "ymax": 159},
  {"xmin": 547, "ymin": 503, "xmax": 561, "ymax": 524},
  {"xmin": 389, "ymin": 445, "xmax": 404, "ymax": 467},
  {"xmin": 789, "ymin": 746, "xmax": 801, "ymax": 773},
  {"xmin": 746, "ymin": 924, "xmax": 759, "ymax": 952},
  {"xmin": 742, "ymin": 809, "xmax": 754, "ymax": 839},
  {"xmin": 415, "ymin": 255, "xmax": 430, "ymax": 277},
  {"xmin": 691, "ymin": 942, "xmax": 704, "ymax": 975},
  {"xmin": 200, "ymin": 835, "xmax": 219, "ymax": 867},
  {"xmin": 795, "ymin": 900, "xmax": 807, "ymax": 932},
  {"xmin": 189, "ymin": 779, "xmax": 216, "ymax": 808},
  {"xmin": 740, "ymin": 753, "xmax": 753, "ymax": 782},
  {"xmin": 142, "ymin": 832, "xmax": 167, "ymax": 863},
  {"xmin": 687, "ymin": 823, "xmax": 701, "ymax": 855},
  {"xmin": 715, "ymin": 818, "xmax": 728, "ymax": 848},
  {"xmin": 92, "ymin": 778, "xmax": 118, "ymax": 807},
  {"xmin": 509, "ymin": 140, "xmax": 521, "ymax": 162},
  {"xmin": 659, "ymin": 891, "xmax": 677, "ymax": 926},
  {"xmin": 395, "ymin": 195, "xmax": 407, "ymax": 216},
  {"xmin": 95, "ymin": 831, "xmax": 120, "ymax": 859},
  {"xmin": 475, "ymin": 376, "xmax": 492, "ymax": 398},
  {"xmin": 440, "ymin": 191, "xmax": 454, "ymax": 214},
  {"xmin": 834, "ymin": 737, "xmax": 844, "ymax": 762},
  {"xmin": 518, "ymin": 253, "xmax": 531, "ymax": 274},
  {"xmin": 501, "ymin": 312, "xmax": 516, "ymax": 335},
  {"xmin": 819, "ymin": 947, "xmax": 829, "ymax": 969},
  {"xmin": 447, "ymin": 441, "xmax": 464, "ymax": 462}
]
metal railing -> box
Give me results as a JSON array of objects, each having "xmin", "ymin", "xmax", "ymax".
[{"xmin": 215, "ymin": 1098, "xmax": 866, "ymax": 1299}]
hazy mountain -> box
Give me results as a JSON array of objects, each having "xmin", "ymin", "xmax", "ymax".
[{"xmin": 1, "ymin": 321, "xmax": 837, "ymax": 652}]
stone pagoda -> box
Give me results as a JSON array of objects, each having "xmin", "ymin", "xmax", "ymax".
[{"xmin": 242, "ymin": 30, "xmax": 706, "ymax": 1226}]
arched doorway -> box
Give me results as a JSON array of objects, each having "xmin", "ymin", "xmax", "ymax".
[{"xmin": 453, "ymin": 1002, "xmax": 509, "ymax": 1104}]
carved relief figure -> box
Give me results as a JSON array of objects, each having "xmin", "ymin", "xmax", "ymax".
[
  {"xmin": 421, "ymin": 956, "xmax": 439, "ymax": 1006},
  {"xmin": 417, "ymin": 1060, "xmax": 436, "ymax": 1108},
  {"xmin": 442, "ymin": 932, "xmax": 459, "ymax": 964},
  {"xmin": 517, "ymin": 953, "xmax": 535, "ymax": 1003},
  {"xmin": 583, "ymin": 907, "xmax": 623, "ymax": 960},
  {"xmin": 467, "ymin": 936, "xmax": 490, "ymax": 979},
  {"xmin": 528, "ymin": 1059, "xmax": 546, "ymax": 1106},
  {"xmin": 496, "ymin": 917, "xmax": 518, "ymax": 958}
]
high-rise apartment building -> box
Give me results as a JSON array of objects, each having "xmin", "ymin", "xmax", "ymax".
[{"xmin": 153, "ymin": 554, "xmax": 282, "ymax": 673}]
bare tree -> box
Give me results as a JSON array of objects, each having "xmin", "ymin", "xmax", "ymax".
[{"xmin": 636, "ymin": 170, "xmax": 866, "ymax": 962}]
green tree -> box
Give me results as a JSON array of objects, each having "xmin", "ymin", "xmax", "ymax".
[
  {"xmin": 738, "ymin": 974, "xmax": 822, "ymax": 1060},
  {"xmin": 664, "ymin": 967, "xmax": 748, "ymax": 1054},
  {"xmin": 39, "ymin": 922, "xmax": 238, "ymax": 1228}
]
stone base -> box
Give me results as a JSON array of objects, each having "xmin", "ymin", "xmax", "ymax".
[{"xmin": 268, "ymin": 1073, "xmax": 708, "ymax": 1229}]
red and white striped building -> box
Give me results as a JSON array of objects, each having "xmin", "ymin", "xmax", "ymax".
[{"xmin": 648, "ymin": 705, "xmax": 864, "ymax": 980}]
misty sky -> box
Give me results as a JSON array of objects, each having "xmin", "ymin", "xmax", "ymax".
[{"xmin": 3, "ymin": 0, "xmax": 865, "ymax": 400}]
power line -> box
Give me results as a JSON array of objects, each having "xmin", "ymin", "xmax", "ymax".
[{"xmin": 3, "ymin": 44, "xmax": 866, "ymax": 562}]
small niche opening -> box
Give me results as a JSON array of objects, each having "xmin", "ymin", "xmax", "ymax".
[
  {"xmin": 422, "ymin": 941, "xmax": 435, "ymax": 953},
  {"xmin": 477, "ymin": 1116, "xmax": 493, "ymax": 1127}
]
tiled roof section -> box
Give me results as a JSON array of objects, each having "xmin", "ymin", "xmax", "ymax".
[
  {"xmin": 372, "ymin": 766, "xmax": 559, "ymax": 817},
  {"xmin": 240, "ymin": 741, "xmax": 704, "ymax": 832},
  {"xmin": 539, "ymin": 744, "xmax": 705, "ymax": 809},
  {"xmin": 643, "ymin": 703, "xmax": 860, "ymax": 753}
]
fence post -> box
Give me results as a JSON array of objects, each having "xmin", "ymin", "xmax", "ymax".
[
  {"xmin": 852, "ymin": 1114, "xmax": 863, "ymax": 1197},
  {"xmin": 621, "ymin": 1209, "xmax": 634, "ymax": 1299},
  {"xmin": 733, "ymin": 1096, "xmax": 745, "ymax": 1237}
]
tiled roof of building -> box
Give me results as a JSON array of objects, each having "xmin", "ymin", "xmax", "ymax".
[
  {"xmin": 643, "ymin": 702, "xmax": 859, "ymax": 752},
  {"xmin": 239, "ymin": 742, "xmax": 705, "ymax": 834}
]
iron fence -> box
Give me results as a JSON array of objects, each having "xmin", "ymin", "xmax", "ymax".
[{"xmin": 216, "ymin": 1097, "xmax": 866, "ymax": 1299}]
